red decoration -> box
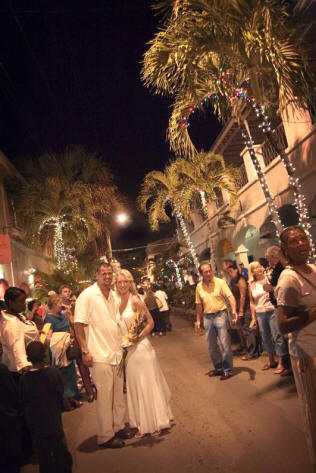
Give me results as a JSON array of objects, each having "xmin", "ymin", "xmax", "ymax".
[{"xmin": 0, "ymin": 234, "xmax": 12, "ymax": 264}]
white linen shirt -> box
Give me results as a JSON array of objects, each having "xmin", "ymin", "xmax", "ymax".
[
  {"xmin": 0, "ymin": 311, "xmax": 39, "ymax": 371},
  {"xmin": 74, "ymin": 283, "xmax": 123, "ymax": 365},
  {"xmin": 155, "ymin": 290, "xmax": 169, "ymax": 312}
]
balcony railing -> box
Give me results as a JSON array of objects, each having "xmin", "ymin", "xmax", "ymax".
[
  {"xmin": 238, "ymin": 162, "xmax": 248, "ymax": 189},
  {"xmin": 262, "ymin": 123, "xmax": 288, "ymax": 167}
]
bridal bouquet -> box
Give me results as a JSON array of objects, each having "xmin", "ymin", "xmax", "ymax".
[{"xmin": 118, "ymin": 312, "xmax": 147, "ymax": 376}]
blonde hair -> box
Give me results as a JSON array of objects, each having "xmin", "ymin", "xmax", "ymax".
[
  {"xmin": 47, "ymin": 294, "xmax": 62, "ymax": 309},
  {"xmin": 116, "ymin": 269, "xmax": 137, "ymax": 295},
  {"xmin": 248, "ymin": 261, "xmax": 263, "ymax": 283}
]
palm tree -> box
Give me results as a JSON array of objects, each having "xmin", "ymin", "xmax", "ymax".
[
  {"xmin": 15, "ymin": 175, "xmax": 97, "ymax": 270},
  {"xmin": 142, "ymin": 0, "xmax": 316, "ymax": 251},
  {"xmin": 170, "ymin": 151, "xmax": 240, "ymax": 270},
  {"xmin": 138, "ymin": 163, "xmax": 199, "ymax": 269}
]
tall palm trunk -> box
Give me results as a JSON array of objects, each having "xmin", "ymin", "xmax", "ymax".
[
  {"xmin": 199, "ymin": 190, "xmax": 217, "ymax": 272},
  {"xmin": 54, "ymin": 217, "xmax": 66, "ymax": 270},
  {"xmin": 167, "ymin": 259, "xmax": 183, "ymax": 289},
  {"xmin": 243, "ymin": 119, "xmax": 283, "ymax": 234},
  {"xmin": 175, "ymin": 209, "xmax": 199, "ymax": 271}
]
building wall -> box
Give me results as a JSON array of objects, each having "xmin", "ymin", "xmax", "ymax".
[{"xmin": 0, "ymin": 151, "xmax": 53, "ymax": 291}]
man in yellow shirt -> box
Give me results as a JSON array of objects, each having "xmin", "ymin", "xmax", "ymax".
[{"xmin": 196, "ymin": 263, "xmax": 238, "ymax": 380}]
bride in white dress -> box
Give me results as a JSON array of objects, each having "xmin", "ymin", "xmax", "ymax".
[{"xmin": 116, "ymin": 269, "xmax": 173, "ymax": 438}]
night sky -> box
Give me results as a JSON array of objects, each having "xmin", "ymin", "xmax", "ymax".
[{"xmin": 0, "ymin": 0, "xmax": 221, "ymax": 251}]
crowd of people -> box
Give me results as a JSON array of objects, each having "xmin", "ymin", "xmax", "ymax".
[
  {"xmin": 0, "ymin": 265, "xmax": 173, "ymax": 472},
  {"xmin": 0, "ymin": 225, "xmax": 316, "ymax": 472},
  {"xmin": 197, "ymin": 245, "xmax": 293, "ymax": 380}
]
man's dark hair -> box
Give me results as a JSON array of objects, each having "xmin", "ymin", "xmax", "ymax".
[
  {"xmin": 27, "ymin": 299, "xmax": 38, "ymax": 312},
  {"xmin": 26, "ymin": 341, "xmax": 46, "ymax": 364},
  {"xmin": 280, "ymin": 225, "xmax": 306, "ymax": 245},
  {"xmin": 59, "ymin": 284, "xmax": 71, "ymax": 294},
  {"xmin": 96, "ymin": 262, "xmax": 112, "ymax": 274},
  {"xmin": 228, "ymin": 262, "xmax": 238, "ymax": 270},
  {"xmin": 198, "ymin": 262, "xmax": 212, "ymax": 275},
  {"xmin": 4, "ymin": 287, "xmax": 26, "ymax": 306}
]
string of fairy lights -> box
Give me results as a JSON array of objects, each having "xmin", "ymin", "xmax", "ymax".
[
  {"xmin": 38, "ymin": 215, "xmax": 82, "ymax": 271},
  {"xmin": 254, "ymin": 102, "xmax": 316, "ymax": 259},
  {"xmin": 241, "ymin": 126, "xmax": 282, "ymax": 237}
]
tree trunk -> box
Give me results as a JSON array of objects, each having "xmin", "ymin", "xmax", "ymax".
[
  {"xmin": 242, "ymin": 120, "xmax": 283, "ymax": 234},
  {"xmin": 199, "ymin": 191, "xmax": 217, "ymax": 273},
  {"xmin": 175, "ymin": 210, "xmax": 199, "ymax": 271},
  {"xmin": 54, "ymin": 218, "xmax": 66, "ymax": 270}
]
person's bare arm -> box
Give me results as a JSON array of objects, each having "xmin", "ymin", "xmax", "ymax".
[
  {"xmin": 227, "ymin": 294, "xmax": 237, "ymax": 322},
  {"xmin": 196, "ymin": 303, "xmax": 203, "ymax": 329},
  {"xmin": 248, "ymin": 286, "xmax": 257, "ymax": 328},
  {"xmin": 262, "ymin": 283, "xmax": 273, "ymax": 292},
  {"xmin": 74, "ymin": 322, "xmax": 93, "ymax": 366},
  {"xmin": 132, "ymin": 296, "xmax": 154, "ymax": 340},
  {"xmin": 237, "ymin": 278, "xmax": 247, "ymax": 318},
  {"xmin": 277, "ymin": 306, "xmax": 316, "ymax": 334}
]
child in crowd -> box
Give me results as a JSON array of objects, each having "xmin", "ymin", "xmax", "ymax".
[{"xmin": 19, "ymin": 341, "xmax": 73, "ymax": 473}]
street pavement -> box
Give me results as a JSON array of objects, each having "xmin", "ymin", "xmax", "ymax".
[{"xmin": 22, "ymin": 313, "xmax": 311, "ymax": 473}]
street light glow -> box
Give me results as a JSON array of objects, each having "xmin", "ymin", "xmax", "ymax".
[{"xmin": 116, "ymin": 213, "xmax": 128, "ymax": 224}]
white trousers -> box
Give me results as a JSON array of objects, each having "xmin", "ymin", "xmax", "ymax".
[{"xmin": 90, "ymin": 362, "xmax": 126, "ymax": 444}]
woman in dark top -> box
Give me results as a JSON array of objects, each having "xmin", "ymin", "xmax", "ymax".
[
  {"xmin": 27, "ymin": 300, "xmax": 43, "ymax": 332},
  {"xmin": 141, "ymin": 279, "xmax": 165, "ymax": 336},
  {"xmin": 227, "ymin": 264, "xmax": 261, "ymax": 359},
  {"xmin": 44, "ymin": 294, "xmax": 81, "ymax": 411}
]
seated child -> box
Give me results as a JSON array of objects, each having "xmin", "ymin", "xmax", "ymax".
[{"xmin": 19, "ymin": 341, "xmax": 73, "ymax": 473}]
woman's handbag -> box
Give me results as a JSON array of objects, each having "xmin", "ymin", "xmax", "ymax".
[{"xmin": 66, "ymin": 343, "xmax": 81, "ymax": 361}]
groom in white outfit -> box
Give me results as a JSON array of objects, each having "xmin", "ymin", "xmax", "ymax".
[{"xmin": 74, "ymin": 262, "xmax": 133, "ymax": 448}]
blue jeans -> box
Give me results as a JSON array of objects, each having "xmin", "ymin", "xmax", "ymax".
[
  {"xmin": 256, "ymin": 310, "xmax": 287, "ymax": 356},
  {"xmin": 203, "ymin": 310, "xmax": 233, "ymax": 374}
]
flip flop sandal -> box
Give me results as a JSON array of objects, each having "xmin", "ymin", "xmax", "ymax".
[
  {"xmin": 274, "ymin": 368, "xmax": 285, "ymax": 374},
  {"xmin": 262, "ymin": 362, "xmax": 278, "ymax": 371},
  {"xmin": 151, "ymin": 431, "xmax": 161, "ymax": 437},
  {"xmin": 135, "ymin": 431, "xmax": 146, "ymax": 439}
]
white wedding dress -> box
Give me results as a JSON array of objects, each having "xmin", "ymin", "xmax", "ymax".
[{"xmin": 122, "ymin": 295, "xmax": 173, "ymax": 435}]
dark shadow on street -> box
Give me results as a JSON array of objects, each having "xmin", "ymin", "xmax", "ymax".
[
  {"xmin": 253, "ymin": 375, "xmax": 297, "ymax": 398},
  {"xmin": 233, "ymin": 365, "xmax": 256, "ymax": 380},
  {"xmin": 77, "ymin": 435, "xmax": 99, "ymax": 453}
]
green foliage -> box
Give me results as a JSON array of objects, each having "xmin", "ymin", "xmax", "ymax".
[
  {"xmin": 33, "ymin": 261, "xmax": 98, "ymax": 302},
  {"xmin": 138, "ymin": 165, "xmax": 187, "ymax": 230},
  {"xmin": 6, "ymin": 146, "xmax": 122, "ymax": 263},
  {"xmin": 143, "ymin": 0, "xmax": 316, "ymax": 158},
  {"xmin": 169, "ymin": 284, "xmax": 196, "ymax": 310}
]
